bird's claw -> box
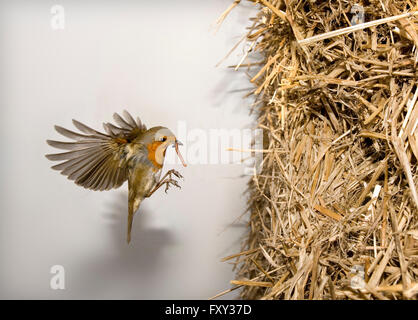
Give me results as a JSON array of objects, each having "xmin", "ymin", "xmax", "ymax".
[
  {"xmin": 164, "ymin": 178, "xmax": 181, "ymax": 193},
  {"xmin": 167, "ymin": 169, "xmax": 183, "ymax": 179}
]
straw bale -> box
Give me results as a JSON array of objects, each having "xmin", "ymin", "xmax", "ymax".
[{"xmin": 217, "ymin": 0, "xmax": 418, "ymax": 300}]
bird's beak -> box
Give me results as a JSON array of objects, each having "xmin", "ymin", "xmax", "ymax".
[{"xmin": 174, "ymin": 140, "xmax": 187, "ymax": 167}]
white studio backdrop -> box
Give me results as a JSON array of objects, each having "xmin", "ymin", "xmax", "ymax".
[{"xmin": 0, "ymin": 0, "xmax": 257, "ymax": 299}]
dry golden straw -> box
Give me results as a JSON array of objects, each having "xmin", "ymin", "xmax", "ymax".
[{"xmin": 216, "ymin": 0, "xmax": 418, "ymax": 300}]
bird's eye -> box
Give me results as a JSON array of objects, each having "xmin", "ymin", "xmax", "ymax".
[{"xmin": 160, "ymin": 136, "xmax": 167, "ymax": 142}]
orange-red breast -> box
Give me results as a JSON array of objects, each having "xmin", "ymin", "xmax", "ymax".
[{"xmin": 46, "ymin": 111, "xmax": 187, "ymax": 243}]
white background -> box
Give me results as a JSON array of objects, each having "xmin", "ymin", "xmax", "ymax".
[{"xmin": 0, "ymin": 0, "xmax": 257, "ymax": 299}]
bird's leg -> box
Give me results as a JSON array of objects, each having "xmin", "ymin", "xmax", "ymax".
[{"xmin": 147, "ymin": 169, "xmax": 183, "ymax": 197}]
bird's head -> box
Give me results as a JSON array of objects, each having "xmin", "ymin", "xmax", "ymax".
[{"xmin": 142, "ymin": 126, "xmax": 187, "ymax": 169}]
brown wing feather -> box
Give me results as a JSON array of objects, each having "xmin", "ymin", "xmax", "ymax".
[{"xmin": 46, "ymin": 111, "xmax": 147, "ymax": 191}]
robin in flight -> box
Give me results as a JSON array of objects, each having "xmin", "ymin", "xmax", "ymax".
[{"xmin": 46, "ymin": 111, "xmax": 187, "ymax": 243}]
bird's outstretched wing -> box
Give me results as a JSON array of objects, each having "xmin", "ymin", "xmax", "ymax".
[{"xmin": 46, "ymin": 111, "xmax": 147, "ymax": 191}]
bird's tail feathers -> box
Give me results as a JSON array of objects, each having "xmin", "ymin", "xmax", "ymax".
[{"xmin": 127, "ymin": 196, "xmax": 142, "ymax": 244}]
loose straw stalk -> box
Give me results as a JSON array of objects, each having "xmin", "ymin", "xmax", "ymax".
[{"xmin": 299, "ymin": 10, "xmax": 418, "ymax": 46}]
